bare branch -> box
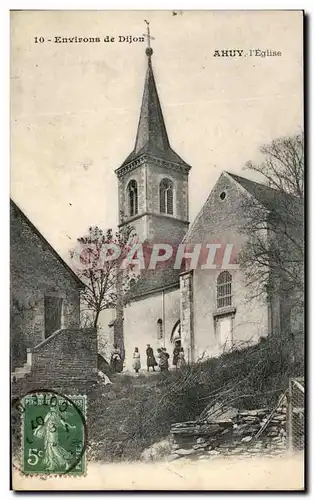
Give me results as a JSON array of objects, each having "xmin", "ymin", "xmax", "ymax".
[
  {"xmin": 240, "ymin": 132, "xmax": 304, "ymax": 311},
  {"xmin": 72, "ymin": 224, "xmax": 139, "ymax": 327}
]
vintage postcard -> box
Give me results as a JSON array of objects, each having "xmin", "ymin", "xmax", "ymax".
[{"xmin": 10, "ymin": 10, "xmax": 304, "ymax": 491}]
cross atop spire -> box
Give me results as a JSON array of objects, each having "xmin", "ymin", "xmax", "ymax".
[{"xmin": 143, "ymin": 20, "xmax": 154, "ymax": 59}]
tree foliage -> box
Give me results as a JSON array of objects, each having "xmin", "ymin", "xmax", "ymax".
[{"xmin": 71, "ymin": 224, "xmax": 138, "ymax": 327}]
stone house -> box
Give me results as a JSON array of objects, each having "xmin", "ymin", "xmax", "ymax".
[{"xmin": 10, "ymin": 199, "xmax": 85, "ymax": 371}]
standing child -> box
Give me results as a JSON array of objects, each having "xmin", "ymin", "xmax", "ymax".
[
  {"xmin": 177, "ymin": 349, "xmax": 186, "ymax": 369},
  {"xmin": 132, "ymin": 347, "xmax": 141, "ymax": 374},
  {"xmin": 157, "ymin": 348, "xmax": 166, "ymax": 372}
]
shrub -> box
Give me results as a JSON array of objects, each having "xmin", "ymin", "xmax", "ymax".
[{"xmin": 87, "ymin": 335, "xmax": 303, "ymax": 461}]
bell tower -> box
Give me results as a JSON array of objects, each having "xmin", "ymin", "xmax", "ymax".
[{"xmin": 115, "ymin": 24, "xmax": 191, "ymax": 246}]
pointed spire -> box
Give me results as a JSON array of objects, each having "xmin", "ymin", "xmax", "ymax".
[
  {"xmin": 133, "ymin": 49, "xmax": 171, "ymax": 155},
  {"xmin": 118, "ymin": 22, "xmax": 190, "ymax": 170}
]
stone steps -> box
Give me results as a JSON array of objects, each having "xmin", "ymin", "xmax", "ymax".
[{"xmin": 11, "ymin": 362, "xmax": 32, "ymax": 382}]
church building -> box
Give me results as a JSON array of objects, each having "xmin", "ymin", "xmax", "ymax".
[
  {"xmin": 113, "ymin": 43, "xmax": 191, "ymax": 368},
  {"xmin": 100, "ymin": 39, "xmax": 302, "ymax": 370}
]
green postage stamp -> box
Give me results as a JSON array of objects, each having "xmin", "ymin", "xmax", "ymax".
[{"xmin": 21, "ymin": 392, "xmax": 87, "ymax": 476}]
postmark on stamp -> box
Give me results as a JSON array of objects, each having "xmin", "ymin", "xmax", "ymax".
[{"xmin": 14, "ymin": 390, "xmax": 87, "ymax": 476}]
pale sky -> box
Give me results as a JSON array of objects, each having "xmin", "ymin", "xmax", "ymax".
[{"xmin": 11, "ymin": 10, "xmax": 303, "ymax": 263}]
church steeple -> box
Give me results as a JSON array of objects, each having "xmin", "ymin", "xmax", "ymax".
[
  {"xmin": 115, "ymin": 22, "xmax": 191, "ymax": 244},
  {"xmin": 132, "ymin": 48, "xmax": 171, "ymax": 157},
  {"xmin": 117, "ymin": 25, "xmax": 190, "ymax": 170}
]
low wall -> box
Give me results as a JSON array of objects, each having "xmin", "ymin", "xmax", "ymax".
[
  {"xmin": 26, "ymin": 327, "xmax": 98, "ymax": 389},
  {"xmin": 170, "ymin": 407, "xmax": 287, "ymax": 459}
]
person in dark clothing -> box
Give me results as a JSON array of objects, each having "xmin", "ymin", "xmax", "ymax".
[
  {"xmin": 110, "ymin": 344, "xmax": 123, "ymax": 373},
  {"xmin": 161, "ymin": 347, "xmax": 170, "ymax": 371},
  {"xmin": 146, "ymin": 344, "xmax": 157, "ymax": 372},
  {"xmin": 172, "ymin": 340, "xmax": 181, "ymax": 370}
]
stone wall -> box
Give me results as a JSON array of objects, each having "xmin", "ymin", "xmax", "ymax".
[
  {"xmin": 146, "ymin": 162, "xmax": 189, "ymax": 223},
  {"xmin": 170, "ymin": 407, "xmax": 287, "ymax": 460},
  {"xmin": 10, "ymin": 201, "xmax": 82, "ymax": 369},
  {"xmin": 12, "ymin": 328, "xmax": 98, "ymax": 395},
  {"xmin": 31, "ymin": 327, "xmax": 97, "ymax": 383},
  {"xmin": 181, "ymin": 172, "xmax": 269, "ymax": 361},
  {"xmin": 117, "ymin": 160, "xmax": 189, "ymax": 243},
  {"xmin": 180, "ymin": 270, "xmax": 194, "ymax": 363},
  {"xmin": 123, "ymin": 287, "xmax": 180, "ymax": 370}
]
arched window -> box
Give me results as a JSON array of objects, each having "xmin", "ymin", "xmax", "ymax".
[
  {"xmin": 128, "ymin": 180, "xmax": 138, "ymax": 217},
  {"xmin": 157, "ymin": 318, "xmax": 163, "ymax": 340},
  {"xmin": 217, "ymin": 271, "xmax": 232, "ymax": 309},
  {"xmin": 170, "ymin": 320, "xmax": 181, "ymax": 344},
  {"xmin": 160, "ymin": 178, "xmax": 174, "ymax": 215}
]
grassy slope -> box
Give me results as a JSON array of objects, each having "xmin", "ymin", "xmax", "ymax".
[{"xmin": 87, "ymin": 336, "xmax": 303, "ymax": 462}]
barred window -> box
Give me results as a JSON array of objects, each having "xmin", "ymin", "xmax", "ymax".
[
  {"xmin": 128, "ymin": 180, "xmax": 138, "ymax": 217},
  {"xmin": 217, "ymin": 271, "xmax": 232, "ymax": 309},
  {"xmin": 160, "ymin": 178, "xmax": 173, "ymax": 215},
  {"xmin": 157, "ymin": 318, "xmax": 163, "ymax": 340}
]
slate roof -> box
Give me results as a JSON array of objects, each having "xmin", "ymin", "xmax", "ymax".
[
  {"xmin": 118, "ymin": 53, "xmax": 190, "ymax": 170},
  {"xmin": 183, "ymin": 170, "xmax": 303, "ymax": 246},
  {"xmin": 10, "ymin": 199, "xmax": 85, "ymax": 289},
  {"xmin": 128, "ymin": 259, "xmax": 181, "ymax": 299},
  {"xmin": 130, "ymin": 270, "xmax": 180, "ymax": 299},
  {"xmin": 226, "ymin": 172, "xmax": 300, "ymax": 213}
]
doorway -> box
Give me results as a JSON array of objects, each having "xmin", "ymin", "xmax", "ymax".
[
  {"xmin": 216, "ymin": 315, "xmax": 233, "ymax": 352},
  {"xmin": 44, "ymin": 296, "xmax": 63, "ymax": 338}
]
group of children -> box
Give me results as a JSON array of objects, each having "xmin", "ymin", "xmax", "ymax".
[{"xmin": 132, "ymin": 342, "xmax": 186, "ymax": 374}]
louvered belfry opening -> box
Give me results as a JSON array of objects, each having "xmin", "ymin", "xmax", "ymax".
[
  {"xmin": 128, "ymin": 180, "xmax": 138, "ymax": 217},
  {"xmin": 160, "ymin": 178, "xmax": 173, "ymax": 215}
]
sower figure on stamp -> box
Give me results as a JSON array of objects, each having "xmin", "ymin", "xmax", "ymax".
[
  {"xmin": 33, "ymin": 405, "xmax": 75, "ymax": 471},
  {"xmin": 146, "ymin": 344, "xmax": 157, "ymax": 372}
]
